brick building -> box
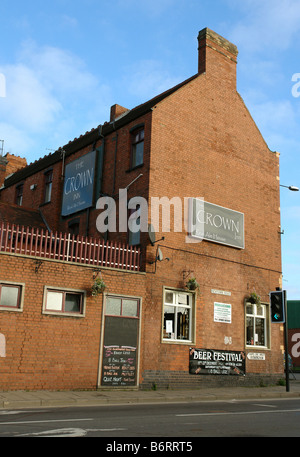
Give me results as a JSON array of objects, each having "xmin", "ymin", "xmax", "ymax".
[{"xmin": 0, "ymin": 28, "xmax": 284, "ymax": 390}]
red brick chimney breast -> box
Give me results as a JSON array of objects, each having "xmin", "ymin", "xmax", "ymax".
[{"xmin": 198, "ymin": 27, "xmax": 238, "ymax": 89}]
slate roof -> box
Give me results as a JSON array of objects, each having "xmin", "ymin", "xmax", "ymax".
[{"xmin": 0, "ymin": 202, "xmax": 47, "ymax": 230}]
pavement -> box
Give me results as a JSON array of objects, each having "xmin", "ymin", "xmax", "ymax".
[{"xmin": 1, "ymin": 378, "xmax": 300, "ymax": 410}]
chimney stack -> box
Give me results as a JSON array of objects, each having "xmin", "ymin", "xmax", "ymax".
[
  {"xmin": 0, "ymin": 155, "xmax": 8, "ymax": 188},
  {"xmin": 0, "ymin": 153, "xmax": 27, "ymax": 188},
  {"xmin": 110, "ymin": 104, "xmax": 129, "ymax": 122},
  {"xmin": 197, "ymin": 28, "xmax": 238, "ymax": 89}
]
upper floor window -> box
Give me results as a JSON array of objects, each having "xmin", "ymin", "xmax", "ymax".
[
  {"xmin": 44, "ymin": 170, "xmax": 53, "ymax": 203},
  {"xmin": 16, "ymin": 184, "xmax": 23, "ymax": 206},
  {"xmin": 131, "ymin": 128, "xmax": 144, "ymax": 168}
]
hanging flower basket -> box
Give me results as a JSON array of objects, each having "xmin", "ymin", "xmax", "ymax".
[
  {"xmin": 186, "ymin": 277, "xmax": 199, "ymax": 291},
  {"xmin": 91, "ymin": 277, "xmax": 106, "ymax": 296},
  {"xmin": 247, "ymin": 292, "xmax": 261, "ymax": 305}
]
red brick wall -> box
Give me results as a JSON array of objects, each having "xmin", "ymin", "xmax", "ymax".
[
  {"xmin": 141, "ymin": 251, "xmax": 284, "ymax": 384},
  {"xmin": 0, "ymin": 29, "xmax": 284, "ymax": 389},
  {"xmin": 140, "ymin": 36, "xmax": 283, "ymax": 384},
  {"xmin": 0, "ymin": 157, "xmax": 63, "ymax": 231},
  {"xmin": 0, "ymin": 113, "xmax": 152, "ymax": 245},
  {"xmin": 0, "ymin": 154, "xmax": 27, "ymax": 188},
  {"xmin": 0, "ymin": 252, "xmax": 145, "ymax": 390}
]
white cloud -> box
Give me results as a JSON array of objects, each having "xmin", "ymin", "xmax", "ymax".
[
  {"xmin": 2, "ymin": 63, "xmax": 62, "ymax": 131},
  {"xmin": 124, "ymin": 59, "xmax": 182, "ymax": 101},
  {"xmin": 229, "ymin": 0, "xmax": 300, "ymax": 52},
  {"xmin": 0, "ymin": 41, "xmax": 112, "ymax": 159},
  {"xmin": 18, "ymin": 41, "xmax": 100, "ymax": 100},
  {"xmin": 251, "ymin": 100, "xmax": 297, "ymax": 132},
  {"xmin": 0, "ymin": 122, "xmax": 35, "ymax": 156},
  {"xmin": 241, "ymin": 91, "xmax": 300, "ymax": 152}
]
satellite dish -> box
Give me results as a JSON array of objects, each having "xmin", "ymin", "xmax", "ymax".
[
  {"xmin": 157, "ymin": 248, "xmax": 163, "ymax": 262},
  {"xmin": 148, "ymin": 224, "xmax": 156, "ymax": 246},
  {"xmin": 148, "ymin": 245, "xmax": 170, "ymax": 268},
  {"xmin": 148, "ymin": 224, "xmax": 165, "ymax": 245}
]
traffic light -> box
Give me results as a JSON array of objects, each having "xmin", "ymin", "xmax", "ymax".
[{"xmin": 270, "ymin": 290, "xmax": 285, "ymax": 323}]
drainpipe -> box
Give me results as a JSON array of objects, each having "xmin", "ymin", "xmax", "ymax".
[
  {"xmin": 39, "ymin": 208, "xmax": 52, "ymax": 233},
  {"xmin": 60, "ymin": 148, "xmax": 66, "ymax": 181},
  {"xmin": 112, "ymin": 130, "xmax": 118, "ymax": 195},
  {"xmin": 86, "ymin": 125, "xmax": 105, "ymax": 237}
]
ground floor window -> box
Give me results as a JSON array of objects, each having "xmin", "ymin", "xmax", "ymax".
[
  {"xmin": 0, "ymin": 282, "xmax": 24, "ymax": 311},
  {"xmin": 246, "ymin": 302, "xmax": 269, "ymax": 348},
  {"xmin": 43, "ymin": 287, "xmax": 86, "ymax": 317},
  {"xmin": 163, "ymin": 288, "xmax": 194, "ymax": 342}
]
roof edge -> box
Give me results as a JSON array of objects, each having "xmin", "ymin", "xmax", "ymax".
[{"xmin": 1, "ymin": 73, "xmax": 199, "ymax": 188}]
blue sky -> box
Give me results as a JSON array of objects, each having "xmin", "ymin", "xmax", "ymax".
[{"xmin": 0, "ymin": 0, "xmax": 299, "ymax": 298}]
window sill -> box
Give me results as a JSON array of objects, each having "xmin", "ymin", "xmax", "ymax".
[
  {"xmin": 162, "ymin": 338, "xmax": 193, "ymax": 345},
  {"xmin": 42, "ymin": 310, "xmax": 85, "ymax": 318},
  {"xmin": 0, "ymin": 307, "xmax": 23, "ymax": 313},
  {"xmin": 39, "ymin": 201, "xmax": 51, "ymax": 208},
  {"xmin": 246, "ymin": 345, "xmax": 270, "ymax": 350},
  {"xmin": 126, "ymin": 163, "xmax": 144, "ymax": 173}
]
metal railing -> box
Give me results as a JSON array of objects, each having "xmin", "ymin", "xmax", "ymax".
[{"xmin": 0, "ymin": 222, "xmax": 141, "ymax": 271}]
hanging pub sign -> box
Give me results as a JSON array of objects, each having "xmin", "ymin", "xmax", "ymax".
[
  {"xmin": 189, "ymin": 348, "xmax": 246, "ymax": 376},
  {"xmin": 61, "ymin": 150, "xmax": 96, "ymax": 216},
  {"xmin": 189, "ymin": 198, "xmax": 244, "ymax": 249}
]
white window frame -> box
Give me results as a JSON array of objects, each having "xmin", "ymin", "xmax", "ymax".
[
  {"xmin": 42, "ymin": 286, "xmax": 86, "ymax": 317},
  {"xmin": 162, "ymin": 287, "xmax": 195, "ymax": 344},
  {"xmin": 245, "ymin": 301, "xmax": 270, "ymax": 349},
  {"xmin": 105, "ymin": 295, "xmax": 140, "ymax": 318},
  {"xmin": 44, "ymin": 169, "xmax": 53, "ymax": 203},
  {"xmin": 0, "ymin": 281, "xmax": 25, "ymax": 312}
]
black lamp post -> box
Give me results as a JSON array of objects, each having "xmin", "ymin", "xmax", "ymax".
[{"xmin": 279, "ymin": 184, "xmax": 299, "ymax": 391}]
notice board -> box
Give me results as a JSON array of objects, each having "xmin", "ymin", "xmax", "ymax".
[
  {"xmin": 189, "ymin": 348, "xmax": 246, "ymax": 376},
  {"xmin": 101, "ymin": 316, "xmax": 138, "ymax": 386}
]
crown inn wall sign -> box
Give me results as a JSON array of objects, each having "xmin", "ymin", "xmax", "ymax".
[
  {"xmin": 189, "ymin": 198, "xmax": 245, "ymax": 249},
  {"xmin": 61, "ymin": 150, "xmax": 96, "ymax": 216}
]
